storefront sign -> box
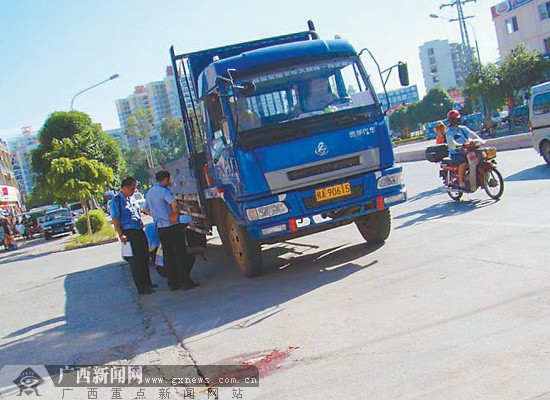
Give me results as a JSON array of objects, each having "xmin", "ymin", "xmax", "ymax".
[{"xmin": 491, "ymin": 0, "xmax": 534, "ymax": 18}]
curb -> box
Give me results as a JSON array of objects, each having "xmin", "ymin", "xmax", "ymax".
[
  {"xmin": 64, "ymin": 237, "xmax": 118, "ymax": 251},
  {"xmin": 395, "ymin": 133, "xmax": 532, "ymax": 163}
]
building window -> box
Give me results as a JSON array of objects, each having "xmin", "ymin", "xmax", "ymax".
[
  {"xmin": 506, "ymin": 16, "xmax": 519, "ymax": 34},
  {"xmin": 429, "ymin": 56, "xmax": 436, "ymax": 65},
  {"xmin": 545, "ymin": 37, "xmax": 550, "ymax": 54},
  {"xmin": 539, "ymin": 1, "xmax": 550, "ymax": 20},
  {"xmin": 427, "ymin": 48, "xmax": 434, "ymax": 56}
]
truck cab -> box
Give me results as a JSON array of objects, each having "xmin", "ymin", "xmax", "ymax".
[{"xmin": 169, "ymin": 23, "xmax": 407, "ymax": 276}]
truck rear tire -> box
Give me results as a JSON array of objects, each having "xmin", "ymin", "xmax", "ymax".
[
  {"xmin": 226, "ymin": 212, "xmax": 263, "ymax": 277},
  {"xmin": 355, "ymin": 209, "xmax": 391, "ymax": 244},
  {"xmin": 212, "ymin": 200, "xmax": 233, "ymax": 255}
]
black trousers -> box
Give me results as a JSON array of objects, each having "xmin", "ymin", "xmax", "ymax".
[
  {"xmin": 123, "ymin": 229, "xmax": 153, "ymax": 291},
  {"xmin": 158, "ymin": 224, "xmax": 192, "ymax": 288}
]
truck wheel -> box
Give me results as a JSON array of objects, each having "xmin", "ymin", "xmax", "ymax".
[
  {"xmin": 226, "ymin": 212, "xmax": 263, "ymax": 277},
  {"xmin": 355, "ymin": 209, "xmax": 391, "ymax": 244},
  {"xmin": 213, "ymin": 201, "xmax": 232, "ymax": 255},
  {"xmin": 541, "ymin": 141, "xmax": 550, "ymax": 165},
  {"xmin": 44, "ymin": 234, "xmax": 51, "ymax": 241}
]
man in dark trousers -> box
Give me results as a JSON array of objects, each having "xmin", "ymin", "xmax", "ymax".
[
  {"xmin": 111, "ymin": 176, "xmax": 156, "ymax": 295},
  {"xmin": 146, "ymin": 170, "xmax": 199, "ymax": 291}
]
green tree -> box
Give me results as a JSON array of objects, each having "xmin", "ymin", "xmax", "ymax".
[
  {"xmin": 420, "ymin": 87, "xmax": 454, "ymax": 123},
  {"xmin": 464, "ymin": 61, "xmax": 505, "ymax": 117},
  {"xmin": 126, "ymin": 108, "xmax": 154, "ymax": 141},
  {"xmin": 126, "ymin": 108, "xmax": 156, "ymax": 167},
  {"xmin": 31, "ymin": 111, "xmax": 123, "ymax": 200},
  {"xmin": 121, "ymin": 147, "xmax": 150, "ymax": 186},
  {"xmin": 46, "ymin": 157, "xmax": 114, "ymax": 234},
  {"xmin": 160, "ymin": 115, "xmax": 186, "ymax": 157},
  {"xmin": 500, "ymin": 44, "xmax": 550, "ymax": 126},
  {"xmin": 388, "ymin": 106, "xmax": 408, "ymax": 134}
]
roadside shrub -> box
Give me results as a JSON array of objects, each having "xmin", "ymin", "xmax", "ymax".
[{"xmin": 75, "ymin": 209, "xmax": 106, "ymax": 235}]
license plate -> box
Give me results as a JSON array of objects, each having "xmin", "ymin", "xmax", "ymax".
[{"xmin": 315, "ymin": 182, "xmax": 352, "ymax": 202}]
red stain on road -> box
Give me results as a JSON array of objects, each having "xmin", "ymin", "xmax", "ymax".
[{"xmin": 242, "ymin": 346, "xmax": 299, "ymax": 378}]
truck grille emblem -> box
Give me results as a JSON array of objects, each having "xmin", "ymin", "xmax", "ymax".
[{"xmin": 315, "ymin": 142, "xmax": 329, "ymax": 156}]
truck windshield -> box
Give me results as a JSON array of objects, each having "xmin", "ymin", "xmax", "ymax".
[{"xmin": 232, "ymin": 58, "xmax": 377, "ymax": 133}]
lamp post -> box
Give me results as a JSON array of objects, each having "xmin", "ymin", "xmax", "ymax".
[{"xmin": 70, "ymin": 74, "xmax": 120, "ymax": 110}]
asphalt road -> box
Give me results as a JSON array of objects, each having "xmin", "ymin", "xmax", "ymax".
[{"xmin": 0, "ymin": 148, "xmax": 549, "ymax": 400}]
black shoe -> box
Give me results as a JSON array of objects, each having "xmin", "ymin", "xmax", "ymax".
[
  {"xmin": 182, "ymin": 281, "xmax": 200, "ymax": 291},
  {"xmin": 138, "ymin": 288, "xmax": 153, "ymax": 295}
]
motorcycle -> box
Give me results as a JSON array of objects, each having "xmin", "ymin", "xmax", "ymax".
[{"xmin": 425, "ymin": 141, "xmax": 504, "ymax": 201}]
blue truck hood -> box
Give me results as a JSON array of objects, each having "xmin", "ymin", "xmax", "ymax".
[{"xmin": 234, "ymin": 119, "xmax": 395, "ymax": 198}]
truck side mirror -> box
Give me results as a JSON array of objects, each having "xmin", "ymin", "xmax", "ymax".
[{"xmin": 398, "ymin": 62, "xmax": 409, "ymax": 87}]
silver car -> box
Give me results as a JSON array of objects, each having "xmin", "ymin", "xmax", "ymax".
[{"xmin": 530, "ymin": 81, "xmax": 550, "ymax": 165}]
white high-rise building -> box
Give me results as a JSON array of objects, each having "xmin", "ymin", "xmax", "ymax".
[
  {"xmin": 104, "ymin": 128, "xmax": 128, "ymax": 148},
  {"xmin": 115, "ymin": 98, "xmax": 131, "ymax": 131},
  {"xmin": 7, "ymin": 126, "xmax": 39, "ymax": 195},
  {"xmin": 146, "ymin": 81, "xmax": 171, "ymax": 123},
  {"xmin": 419, "ymin": 39, "xmax": 470, "ymax": 91}
]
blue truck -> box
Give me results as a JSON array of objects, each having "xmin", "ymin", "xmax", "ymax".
[{"xmin": 167, "ymin": 21, "xmax": 408, "ymax": 276}]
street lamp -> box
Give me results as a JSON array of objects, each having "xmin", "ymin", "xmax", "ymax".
[{"xmin": 70, "ymin": 74, "xmax": 120, "ymax": 110}]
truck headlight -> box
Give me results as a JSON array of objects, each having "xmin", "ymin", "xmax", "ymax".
[
  {"xmin": 246, "ymin": 202, "xmax": 289, "ymax": 221},
  {"xmin": 377, "ymin": 172, "xmax": 403, "ymax": 189}
]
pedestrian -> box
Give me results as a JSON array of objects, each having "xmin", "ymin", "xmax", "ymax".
[
  {"xmin": 434, "ymin": 121, "xmax": 447, "ymax": 144},
  {"xmin": 110, "ymin": 176, "xmax": 156, "ymax": 295},
  {"xmin": 146, "ymin": 170, "xmax": 199, "ymax": 291}
]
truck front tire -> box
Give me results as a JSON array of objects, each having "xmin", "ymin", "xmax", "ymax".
[
  {"xmin": 355, "ymin": 209, "xmax": 391, "ymax": 244},
  {"xmin": 226, "ymin": 212, "xmax": 263, "ymax": 277}
]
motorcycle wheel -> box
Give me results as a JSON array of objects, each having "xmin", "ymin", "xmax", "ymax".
[
  {"xmin": 482, "ymin": 168, "xmax": 504, "ymax": 199},
  {"xmin": 447, "ymin": 190, "xmax": 463, "ymax": 201}
]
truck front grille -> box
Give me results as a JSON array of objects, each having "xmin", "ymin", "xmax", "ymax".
[
  {"xmin": 303, "ymin": 185, "xmax": 364, "ymax": 210},
  {"xmin": 287, "ymin": 156, "xmax": 360, "ymax": 181}
]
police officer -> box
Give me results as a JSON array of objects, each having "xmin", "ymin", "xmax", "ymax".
[
  {"xmin": 111, "ymin": 176, "xmax": 155, "ymax": 295},
  {"xmin": 146, "ymin": 170, "xmax": 198, "ymax": 291}
]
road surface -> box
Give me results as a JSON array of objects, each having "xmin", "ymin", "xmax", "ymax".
[{"xmin": 1, "ymin": 148, "xmax": 548, "ymax": 400}]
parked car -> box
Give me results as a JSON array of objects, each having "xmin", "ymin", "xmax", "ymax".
[
  {"xmin": 67, "ymin": 202, "xmax": 85, "ymax": 217},
  {"xmin": 43, "ymin": 208, "xmax": 76, "ymax": 240},
  {"xmin": 529, "ymin": 81, "xmax": 550, "ymax": 164}
]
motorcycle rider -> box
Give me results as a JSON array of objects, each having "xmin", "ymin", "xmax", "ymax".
[{"xmin": 445, "ymin": 110, "xmax": 484, "ymax": 191}]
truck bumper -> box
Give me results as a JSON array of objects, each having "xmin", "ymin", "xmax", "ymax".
[{"xmin": 242, "ymin": 166, "xmax": 406, "ymax": 242}]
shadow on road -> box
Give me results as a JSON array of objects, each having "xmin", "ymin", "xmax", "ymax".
[
  {"xmin": 505, "ymin": 164, "xmax": 550, "ymax": 181},
  {"xmin": 159, "ymin": 240, "xmax": 381, "ymax": 341},
  {"xmin": 0, "ymin": 261, "xmax": 147, "ymax": 366},
  {"xmin": 393, "ymin": 198, "xmax": 496, "ymax": 230},
  {"xmin": 0, "ymin": 234, "xmax": 384, "ymax": 367},
  {"xmin": 406, "ymin": 187, "xmax": 445, "ymax": 203}
]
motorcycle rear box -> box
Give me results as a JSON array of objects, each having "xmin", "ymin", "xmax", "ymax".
[{"xmin": 425, "ymin": 144, "xmax": 449, "ymax": 163}]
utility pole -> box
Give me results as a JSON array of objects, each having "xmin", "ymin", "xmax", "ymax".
[
  {"xmin": 438, "ymin": 0, "xmax": 484, "ymax": 123},
  {"xmin": 440, "ymin": 0, "xmax": 477, "ymax": 77}
]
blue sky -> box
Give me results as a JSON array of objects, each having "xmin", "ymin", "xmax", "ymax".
[{"xmin": 0, "ymin": 0, "xmax": 499, "ymax": 138}]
